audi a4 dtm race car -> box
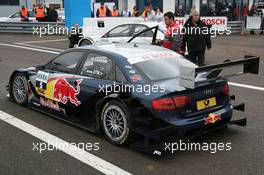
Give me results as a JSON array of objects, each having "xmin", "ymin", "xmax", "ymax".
[
  {"xmin": 7, "ymin": 41, "xmax": 259, "ymax": 153},
  {"xmin": 78, "ymin": 22, "xmax": 165, "ymax": 47}
]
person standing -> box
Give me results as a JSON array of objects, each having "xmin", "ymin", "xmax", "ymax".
[
  {"xmin": 249, "ymin": 4, "xmax": 258, "ymax": 34},
  {"xmin": 183, "ymin": 10, "xmax": 212, "ymax": 66},
  {"xmin": 20, "ymin": 6, "xmax": 29, "ymax": 22},
  {"xmin": 242, "ymin": 4, "xmax": 249, "ymax": 20},
  {"xmin": 121, "ymin": 6, "xmax": 131, "ymax": 17},
  {"xmin": 46, "ymin": 7, "xmax": 58, "ymax": 22},
  {"xmin": 111, "ymin": 6, "xmax": 119, "ymax": 17},
  {"xmin": 96, "ymin": 2, "xmax": 107, "ymax": 18},
  {"xmin": 220, "ymin": 1, "xmax": 228, "ymax": 16},
  {"xmin": 132, "ymin": 6, "xmax": 140, "ymax": 17},
  {"xmin": 155, "ymin": 7, "xmax": 163, "ymax": 22},
  {"xmin": 105, "ymin": 5, "xmax": 111, "ymax": 17},
  {"xmin": 146, "ymin": 6, "xmax": 155, "ymax": 21},
  {"xmin": 175, "ymin": 4, "xmax": 185, "ymax": 17},
  {"xmin": 68, "ymin": 24, "xmax": 83, "ymax": 48},
  {"xmin": 35, "ymin": 4, "xmax": 45, "ymax": 22},
  {"xmin": 208, "ymin": 4, "xmax": 217, "ymax": 16},
  {"xmin": 161, "ymin": 12, "xmax": 183, "ymax": 55}
]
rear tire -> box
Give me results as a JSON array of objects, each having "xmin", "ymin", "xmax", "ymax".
[
  {"xmin": 100, "ymin": 100, "xmax": 133, "ymax": 145},
  {"xmin": 11, "ymin": 73, "xmax": 28, "ymax": 106}
]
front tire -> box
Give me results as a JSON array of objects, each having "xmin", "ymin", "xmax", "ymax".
[
  {"xmin": 100, "ymin": 100, "xmax": 132, "ymax": 145},
  {"xmin": 79, "ymin": 39, "xmax": 93, "ymax": 47},
  {"xmin": 11, "ymin": 73, "xmax": 28, "ymax": 106}
]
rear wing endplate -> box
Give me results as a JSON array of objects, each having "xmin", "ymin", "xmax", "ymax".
[{"xmin": 179, "ymin": 56, "xmax": 260, "ymax": 89}]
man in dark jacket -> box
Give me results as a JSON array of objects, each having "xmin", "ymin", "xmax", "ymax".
[
  {"xmin": 182, "ymin": 10, "xmax": 211, "ymax": 66},
  {"xmin": 68, "ymin": 24, "xmax": 83, "ymax": 48},
  {"xmin": 46, "ymin": 7, "xmax": 58, "ymax": 22},
  {"xmin": 174, "ymin": 4, "xmax": 184, "ymax": 17}
]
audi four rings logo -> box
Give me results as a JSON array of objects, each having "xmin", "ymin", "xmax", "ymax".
[{"xmin": 203, "ymin": 89, "xmax": 214, "ymax": 95}]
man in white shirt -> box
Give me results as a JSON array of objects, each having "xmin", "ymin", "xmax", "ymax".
[{"xmin": 121, "ymin": 6, "xmax": 131, "ymax": 17}]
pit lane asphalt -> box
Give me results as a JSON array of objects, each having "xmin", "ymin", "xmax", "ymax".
[{"xmin": 0, "ymin": 33, "xmax": 263, "ymax": 175}]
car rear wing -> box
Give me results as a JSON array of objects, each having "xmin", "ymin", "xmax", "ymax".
[{"xmin": 179, "ymin": 56, "xmax": 260, "ymax": 89}]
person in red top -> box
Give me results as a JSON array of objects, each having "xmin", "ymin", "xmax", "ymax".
[
  {"xmin": 111, "ymin": 6, "xmax": 119, "ymax": 17},
  {"xmin": 36, "ymin": 4, "xmax": 45, "ymax": 22},
  {"xmin": 162, "ymin": 12, "xmax": 183, "ymax": 55},
  {"xmin": 242, "ymin": 4, "xmax": 249, "ymax": 18},
  {"xmin": 96, "ymin": 2, "xmax": 107, "ymax": 17},
  {"xmin": 20, "ymin": 6, "xmax": 29, "ymax": 21}
]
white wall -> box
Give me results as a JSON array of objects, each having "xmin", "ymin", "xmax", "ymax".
[
  {"xmin": 192, "ymin": 0, "xmax": 200, "ymax": 13},
  {"xmin": 127, "ymin": 0, "xmax": 136, "ymax": 12},
  {"xmin": 20, "ymin": 0, "xmax": 35, "ymax": 8},
  {"xmin": 163, "ymin": 0, "xmax": 176, "ymax": 13}
]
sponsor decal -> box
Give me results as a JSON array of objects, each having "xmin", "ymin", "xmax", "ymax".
[
  {"xmin": 127, "ymin": 51, "xmax": 179, "ymax": 64},
  {"xmin": 91, "ymin": 56, "xmax": 108, "ymax": 64},
  {"xmin": 130, "ymin": 75, "xmax": 142, "ymax": 82},
  {"xmin": 53, "ymin": 78, "xmax": 83, "ymax": 106},
  {"xmin": 204, "ymin": 113, "xmax": 222, "ymax": 125},
  {"xmin": 40, "ymin": 97, "xmax": 60, "ymax": 111},
  {"xmin": 129, "ymin": 70, "xmax": 136, "ymax": 74},
  {"xmin": 125, "ymin": 65, "xmax": 133, "ymax": 69},
  {"xmin": 35, "ymin": 71, "xmax": 49, "ymax": 95}
]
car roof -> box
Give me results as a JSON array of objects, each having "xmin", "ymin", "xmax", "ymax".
[{"xmin": 78, "ymin": 43, "xmax": 185, "ymax": 64}]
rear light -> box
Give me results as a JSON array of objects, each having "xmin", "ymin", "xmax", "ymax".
[
  {"xmin": 223, "ymin": 84, "xmax": 229, "ymax": 95},
  {"xmin": 172, "ymin": 96, "xmax": 190, "ymax": 108},
  {"xmin": 152, "ymin": 98, "xmax": 176, "ymax": 110},
  {"xmin": 152, "ymin": 96, "xmax": 190, "ymax": 111}
]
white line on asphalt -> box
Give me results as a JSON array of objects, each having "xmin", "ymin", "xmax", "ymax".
[
  {"xmin": 16, "ymin": 43, "xmax": 65, "ymax": 52},
  {"xmin": 15, "ymin": 39, "xmax": 68, "ymax": 44},
  {"xmin": 228, "ymin": 82, "xmax": 264, "ymax": 91},
  {"xmin": 0, "ymin": 110, "xmax": 133, "ymax": 175},
  {"xmin": 1, "ymin": 42, "xmax": 264, "ymax": 92},
  {"xmin": 0, "ymin": 43, "xmax": 60, "ymax": 55}
]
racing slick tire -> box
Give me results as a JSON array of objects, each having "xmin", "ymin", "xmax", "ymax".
[
  {"xmin": 100, "ymin": 100, "xmax": 133, "ymax": 146},
  {"xmin": 10, "ymin": 73, "xmax": 28, "ymax": 106}
]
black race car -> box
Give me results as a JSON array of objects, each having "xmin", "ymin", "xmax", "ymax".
[{"xmin": 7, "ymin": 43, "xmax": 259, "ymax": 153}]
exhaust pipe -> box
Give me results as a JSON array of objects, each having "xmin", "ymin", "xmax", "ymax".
[
  {"xmin": 233, "ymin": 103, "xmax": 245, "ymax": 112},
  {"xmin": 230, "ymin": 118, "xmax": 247, "ymax": 126}
]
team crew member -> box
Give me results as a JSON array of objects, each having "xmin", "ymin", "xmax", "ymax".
[
  {"xmin": 182, "ymin": 10, "xmax": 212, "ymax": 66},
  {"xmin": 68, "ymin": 24, "xmax": 83, "ymax": 48},
  {"xmin": 96, "ymin": 2, "xmax": 106, "ymax": 17},
  {"xmin": 162, "ymin": 12, "xmax": 183, "ymax": 55},
  {"xmin": 20, "ymin": 6, "xmax": 29, "ymax": 21},
  {"xmin": 111, "ymin": 6, "xmax": 119, "ymax": 17},
  {"xmin": 36, "ymin": 5, "xmax": 45, "ymax": 22}
]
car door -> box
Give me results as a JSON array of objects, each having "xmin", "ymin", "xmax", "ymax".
[
  {"xmin": 100, "ymin": 24, "xmax": 134, "ymax": 43},
  {"xmin": 33, "ymin": 50, "xmax": 86, "ymax": 111},
  {"xmin": 131, "ymin": 24, "xmax": 155, "ymax": 43}
]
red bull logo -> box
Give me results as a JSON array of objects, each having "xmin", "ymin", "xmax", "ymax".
[
  {"xmin": 53, "ymin": 78, "xmax": 82, "ymax": 106},
  {"xmin": 204, "ymin": 113, "xmax": 222, "ymax": 125}
]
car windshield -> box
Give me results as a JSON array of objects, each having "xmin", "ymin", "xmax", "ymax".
[{"xmin": 133, "ymin": 57, "xmax": 195, "ymax": 81}]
